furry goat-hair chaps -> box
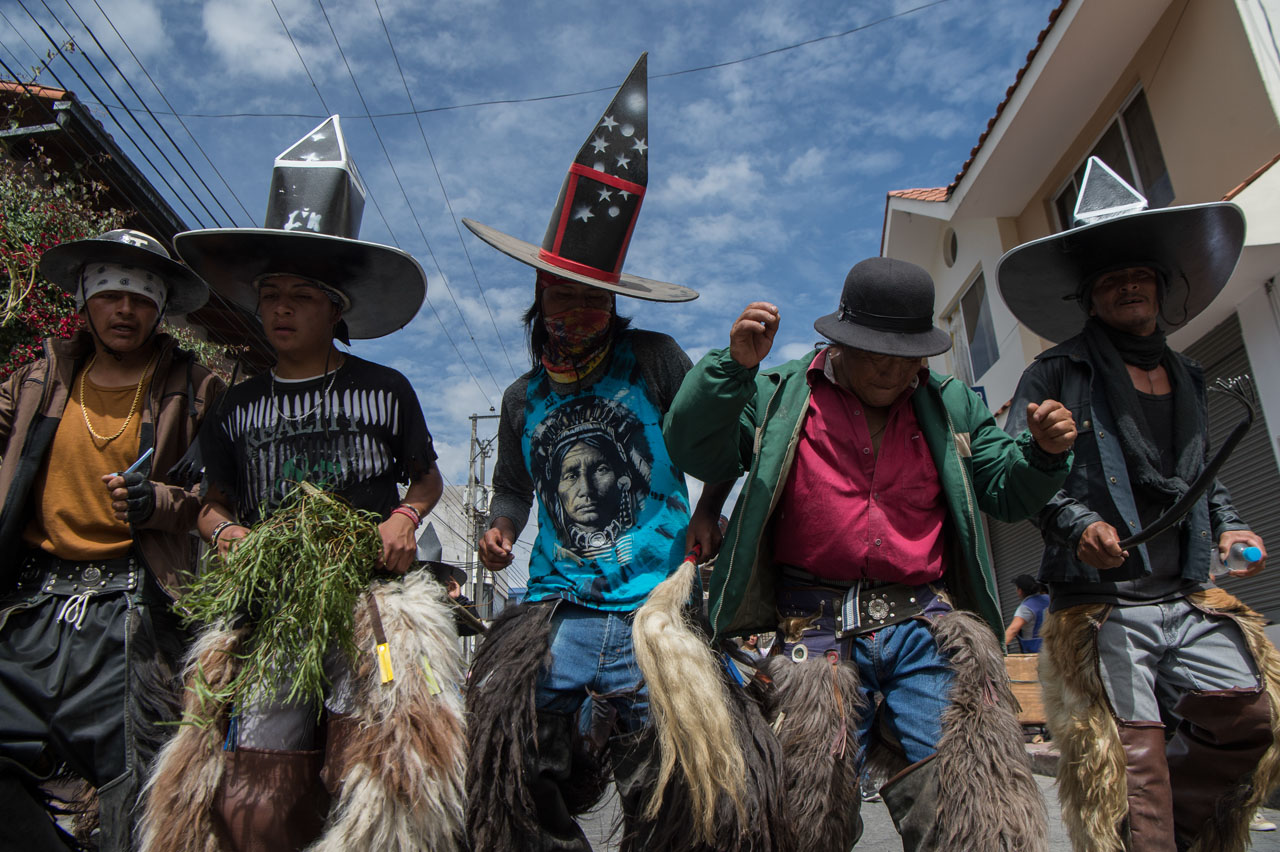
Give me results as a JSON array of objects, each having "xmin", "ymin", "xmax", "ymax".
[
  {"xmin": 138, "ymin": 621, "xmax": 245, "ymax": 852},
  {"xmin": 762, "ymin": 652, "xmax": 864, "ymax": 852},
  {"xmin": 628, "ymin": 646, "xmax": 794, "ymax": 852},
  {"xmin": 632, "ymin": 558, "xmax": 746, "ymax": 841},
  {"xmin": 1042, "ymin": 589, "xmax": 1280, "ymax": 852},
  {"xmin": 139, "ymin": 571, "xmax": 468, "ymax": 852},
  {"xmin": 465, "ymin": 601, "xmax": 564, "ymax": 852},
  {"xmin": 929, "ymin": 609, "xmax": 1048, "ymax": 852}
]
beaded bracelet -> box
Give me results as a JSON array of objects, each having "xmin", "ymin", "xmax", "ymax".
[
  {"xmin": 392, "ymin": 505, "xmax": 422, "ymax": 527},
  {"xmin": 210, "ymin": 519, "xmax": 237, "ymax": 548}
]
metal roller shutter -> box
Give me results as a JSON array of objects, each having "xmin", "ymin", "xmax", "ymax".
[
  {"xmin": 1184, "ymin": 314, "xmax": 1280, "ymax": 622},
  {"xmin": 987, "ymin": 517, "xmax": 1044, "ymax": 625}
]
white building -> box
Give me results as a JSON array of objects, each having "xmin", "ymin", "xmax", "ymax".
[{"xmin": 881, "ymin": 0, "xmax": 1280, "ymax": 624}]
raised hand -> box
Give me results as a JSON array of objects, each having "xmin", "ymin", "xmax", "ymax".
[{"xmin": 729, "ymin": 302, "xmax": 781, "ymax": 369}]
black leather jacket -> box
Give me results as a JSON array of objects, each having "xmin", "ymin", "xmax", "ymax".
[{"xmin": 1006, "ymin": 334, "xmax": 1247, "ymax": 585}]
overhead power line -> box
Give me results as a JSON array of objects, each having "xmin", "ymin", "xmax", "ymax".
[
  {"xmin": 371, "ymin": 0, "xmax": 521, "ymax": 379},
  {"xmin": 61, "ymin": 0, "xmax": 955, "ymax": 122},
  {"xmin": 312, "ymin": 0, "xmax": 509, "ymax": 400}
]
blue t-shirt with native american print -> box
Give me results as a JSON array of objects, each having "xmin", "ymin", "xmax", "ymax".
[{"xmin": 521, "ymin": 335, "xmax": 691, "ymax": 610}]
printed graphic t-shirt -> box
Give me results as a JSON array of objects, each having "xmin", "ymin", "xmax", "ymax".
[
  {"xmin": 521, "ymin": 335, "xmax": 691, "ymax": 610},
  {"xmin": 201, "ymin": 356, "xmax": 437, "ymax": 524}
]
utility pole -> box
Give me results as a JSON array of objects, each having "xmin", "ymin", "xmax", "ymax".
[{"xmin": 465, "ymin": 413, "xmax": 499, "ymax": 653}]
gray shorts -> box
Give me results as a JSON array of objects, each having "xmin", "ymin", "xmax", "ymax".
[{"xmin": 1096, "ymin": 598, "xmax": 1259, "ymax": 723}]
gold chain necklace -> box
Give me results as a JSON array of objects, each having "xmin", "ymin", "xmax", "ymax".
[{"xmin": 80, "ymin": 353, "xmax": 156, "ymax": 443}]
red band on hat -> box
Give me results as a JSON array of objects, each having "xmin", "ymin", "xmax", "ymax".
[
  {"xmin": 567, "ymin": 163, "xmax": 645, "ymax": 196},
  {"xmin": 537, "ymin": 250, "xmax": 622, "ymax": 284}
]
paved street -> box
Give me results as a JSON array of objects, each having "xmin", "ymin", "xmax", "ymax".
[{"xmin": 580, "ymin": 774, "xmax": 1280, "ymax": 850}]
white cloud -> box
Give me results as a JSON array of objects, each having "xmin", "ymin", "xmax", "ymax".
[{"xmin": 658, "ymin": 154, "xmax": 765, "ymax": 206}]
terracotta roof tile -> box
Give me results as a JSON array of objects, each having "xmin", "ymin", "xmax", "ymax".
[
  {"xmin": 887, "ymin": 187, "xmax": 949, "ymax": 202},
  {"xmin": 0, "ymin": 81, "xmax": 69, "ymax": 101},
  {"xmin": 1224, "ymin": 151, "xmax": 1280, "ymax": 201}
]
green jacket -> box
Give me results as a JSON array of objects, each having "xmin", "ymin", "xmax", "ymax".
[{"xmin": 662, "ymin": 347, "xmax": 1072, "ymax": 640}]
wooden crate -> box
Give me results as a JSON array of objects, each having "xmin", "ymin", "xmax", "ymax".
[{"xmin": 1005, "ymin": 653, "xmax": 1046, "ymax": 725}]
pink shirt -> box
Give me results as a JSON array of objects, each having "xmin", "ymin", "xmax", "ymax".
[{"xmin": 771, "ymin": 350, "xmax": 947, "ymax": 584}]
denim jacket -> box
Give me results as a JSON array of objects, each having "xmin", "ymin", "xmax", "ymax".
[{"xmin": 1006, "ymin": 334, "xmax": 1247, "ymax": 585}]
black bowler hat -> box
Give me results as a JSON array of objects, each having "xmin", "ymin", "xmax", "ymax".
[{"xmin": 813, "ymin": 257, "xmax": 952, "ymax": 358}]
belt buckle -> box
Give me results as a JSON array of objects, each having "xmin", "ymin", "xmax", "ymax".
[{"xmin": 83, "ymin": 565, "xmax": 102, "ymax": 585}]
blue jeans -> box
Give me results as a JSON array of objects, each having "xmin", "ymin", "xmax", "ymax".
[
  {"xmin": 534, "ymin": 603, "xmax": 649, "ymax": 737},
  {"xmin": 853, "ymin": 618, "xmax": 954, "ymax": 764}
]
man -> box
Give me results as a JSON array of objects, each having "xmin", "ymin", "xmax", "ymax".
[
  {"xmin": 0, "ymin": 229, "xmax": 220, "ymax": 851},
  {"xmin": 664, "ymin": 256, "xmax": 1077, "ymax": 851},
  {"xmin": 462, "ymin": 55, "xmax": 770, "ymax": 852},
  {"xmin": 1001, "ymin": 156, "xmax": 1280, "ymax": 852},
  {"xmin": 141, "ymin": 116, "xmax": 463, "ymax": 852},
  {"xmin": 1004, "ymin": 574, "xmax": 1049, "ymax": 652}
]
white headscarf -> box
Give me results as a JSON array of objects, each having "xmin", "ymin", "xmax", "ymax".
[{"xmin": 77, "ymin": 262, "xmax": 168, "ymax": 315}]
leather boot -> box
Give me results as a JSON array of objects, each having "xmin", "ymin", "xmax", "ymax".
[
  {"xmin": 1167, "ymin": 688, "xmax": 1272, "ymax": 845},
  {"xmin": 1116, "ymin": 721, "xmax": 1176, "ymax": 852},
  {"xmin": 881, "ymin": 754, "xmax": 939, "ymax": 851},
  {"xmin": 610, "ymin": 729, "xmax": 660, "ymax": 852},
  {"xmin": 524, "ymin": 711, "xmax": 593, "ymax": 852},
  {"xmin": 212, "ymin": 748, "xmax": 330, "ymax": 852}
]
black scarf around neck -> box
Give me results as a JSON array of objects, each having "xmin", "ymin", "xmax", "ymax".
[{"xmin": 1082, "ymin": 318, "xmax": 1205, "ymax": 505}]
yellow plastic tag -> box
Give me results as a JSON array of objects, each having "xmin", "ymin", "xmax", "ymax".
[
  {"xmin": 420, "ymin": 655, "xmax": 442, "ymax": 695},
  {"xmin": 375, "ymin": 642, "xmax": 394, "ymax": 684}
]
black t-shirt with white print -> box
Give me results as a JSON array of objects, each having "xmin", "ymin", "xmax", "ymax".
[{"xmin": 201, "ymin": 355, "xmax": 437, "ymax": 526}]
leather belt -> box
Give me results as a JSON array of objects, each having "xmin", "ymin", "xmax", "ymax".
[
  {"xmin": 16, "ymin": 551, "xmax": 139, "ymax": 596},
  {"xmin": 836, "ymin": 580, "xmax": 933, "ymax": 637}
]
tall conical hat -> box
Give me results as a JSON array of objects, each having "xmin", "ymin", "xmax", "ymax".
[
  {"xmin": 463, "ymin": 54, "xmax": 696, "ymax": 302},
  {"xmin": 996, "ymin": 156, "xmax": 1244, "ymax": 343},
  {"xmin": 173, "ymin": 116, "xmax": 426, "ymax": 339}
]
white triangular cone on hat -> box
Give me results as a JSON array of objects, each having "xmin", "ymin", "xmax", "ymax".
[{"xmin": 1073, "ymin": 156, "xmax": 1148, "ymax": 226}]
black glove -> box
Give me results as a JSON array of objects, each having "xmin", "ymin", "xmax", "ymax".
[{"xmin": 121, "ymin": 471, "xmax": 156, "ymax": 525}]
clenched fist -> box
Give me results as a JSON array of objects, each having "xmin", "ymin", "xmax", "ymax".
[
  {"xmin": 730, "ymin": 302, "xmax": 780, "ymax": 369},
  {"xmin": 1026, "ymin": 400, "xmax": 1076, "ymax": 455}
]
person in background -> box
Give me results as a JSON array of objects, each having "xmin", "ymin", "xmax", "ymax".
[{"xmin": 1004, "ymin": 574, "xmax": 1050, "ymax": 652}]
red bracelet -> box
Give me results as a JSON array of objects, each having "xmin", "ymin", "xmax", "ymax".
[{"xmin": 391, "ymin": 506, "xmax": 422, "ymax": 527}]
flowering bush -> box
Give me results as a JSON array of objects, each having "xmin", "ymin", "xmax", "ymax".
[{"xmin": 0, "ymin": 152, "xmax": 123, "ymax": 379}]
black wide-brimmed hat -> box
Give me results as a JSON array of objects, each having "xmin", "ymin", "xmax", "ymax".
[
  {"xmin": 174, "ymin": 116, "xmax": 427, "ymax": 340},
  {"xmin": 813, "ymin": 257, "xmax": 952, "ymax": 358},
  {"xmin": 997, "ymin": 157, "xmax": 1245, "ymax": 343},
  {"xmin": 40, "ymin": 229, "xmax": 209, "ymax": 316},
  {"xmin": 462, "ymin": 53, "xmax": 696, "ymax": 303},
  {"xmin": 416, "ymin": 523, "xmax": 467, "ymax": 586}
]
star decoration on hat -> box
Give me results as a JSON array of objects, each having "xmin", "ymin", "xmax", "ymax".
[
  {"xmin": 600, "ymin": 115, "xmax": 619, "ymax": 131},
  {"xmin": 591, "ymin": 135, "xmax": 609, "ymax": 153}
]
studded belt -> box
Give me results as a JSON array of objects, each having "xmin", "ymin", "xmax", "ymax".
[
  {"xmin": 776, "ymin": 574, "xmax": 946, "ymax": 663},
  {"xmin": 16, "ymin": 551, "xmax": 140, "ymax": 597}
]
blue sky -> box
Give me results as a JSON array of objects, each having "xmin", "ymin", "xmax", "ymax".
[{"xmin": 2, "ymin": 0, "xmax": 1060, "ymax": 583}]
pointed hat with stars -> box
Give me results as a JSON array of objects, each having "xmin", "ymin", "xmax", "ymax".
[
  {"xmin": 174, "ymin": 115, "xmax": 426, "ymax": 339},
  {"xmin": 996, "ymin": 156, "xmax": 1244, "ymax": 343},
  {"xmin": 462, "ymin": 53, "xmax": 697, "ymax": 302}
]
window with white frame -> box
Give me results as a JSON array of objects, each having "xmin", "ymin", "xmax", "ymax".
[
  {"xmin": 1052, "ymin": 88, "xmax": 1172, "ymax": 230},
  {"xmin": 944, "ymin": 272, "xmax": 999, "ymax": 386}
]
